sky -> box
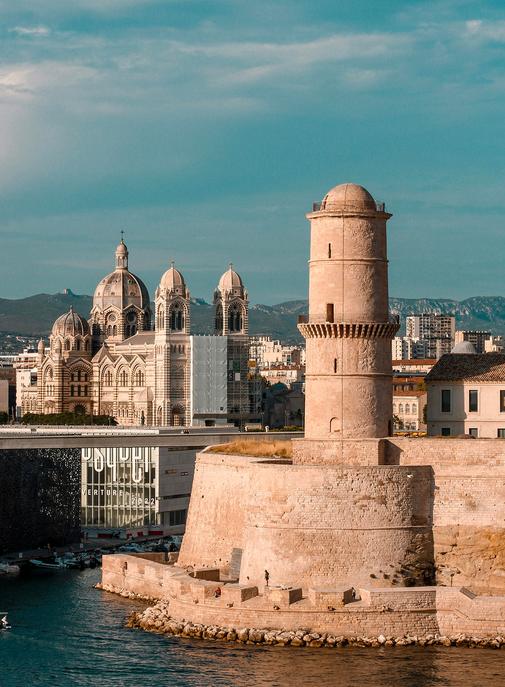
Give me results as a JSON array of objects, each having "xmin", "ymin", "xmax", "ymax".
[{"xmin": 1, "ymin": 0, "xmax": 505, "ymax": 304}]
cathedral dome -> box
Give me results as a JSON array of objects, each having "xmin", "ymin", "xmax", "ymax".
[
  {"xmin": 93, "ymin": 240, "xmax": 150, "ymax": 312},
  {"xmin": 321, "ymin": 183, "xmax": 376, "ymax": 211},
  {"xmin": 159, "ymin": 264, "xmax": 186, "ymax": 291},
  {"xmin": 218, "ymin": 265, "xmax": 243, "ymax": 291},
  {"xmin": 52, "ymin": 307, "xmax": 90, "ymax": 338}
]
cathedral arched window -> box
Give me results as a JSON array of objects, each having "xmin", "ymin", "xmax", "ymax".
[
  {"xmin": 157, "ymin": 307, "xmax": 165, "ymax": 330},
  {"xmin": 405, "ymin": 404, "xmax": 410, "ymax": 414},
  {"xmin": 113, "ymin": 325, "xmax": 117, "ymax": 336},
  {"xmin": 228, "ymin": 304, "xmax": 243, "ymax": 332},
  {"xmin": 65, "ymin": 339, "xmax": 70, "ymax": 351},
  {"xmin": 76, "ymin": 339, "xmax": 81, "ymax": 351},
  {"xmin": 412, "ymin": 403, "xmax": 417, "ymax": 413},
  {"xmin": 399, "ymin": 404, "xmax": 404, "ymax": 413},
  {"xmin": 170, "ymin": 303, "xmax": 184, "ymax": 331},
  {"xmin": 118, "ymin": 370, "xmax": 128, "ymax": 387},
  {"xmin": 215, "ymin": 303, "xmax": 223, "ymax": 333},
  {"xmin": 103, "ymin": 369, "xmax": 113, "ymax": 386},
  {"xmin": 134, "ymin": 370, "xmax": 145, "ymax": 386}
]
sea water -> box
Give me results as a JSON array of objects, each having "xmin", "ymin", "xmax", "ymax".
[{"xmin": 1, "ymin": 569, "xmax": 504, "ymax": 687}]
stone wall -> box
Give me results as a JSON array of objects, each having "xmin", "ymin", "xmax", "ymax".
[
  {"xmin": 179, "ymin": 441, "xmax": 505, "ymax": 594},
  {"xmin": 101, "ymin": 554, "xmax": 505, "ymax": 640},
  {"xmin": 177, "ymin": 452, "xmax": 434, "ymax": 589},
  {"xmin": 388, "ymin": 437, "xmax": 505, "ymax": 594}
]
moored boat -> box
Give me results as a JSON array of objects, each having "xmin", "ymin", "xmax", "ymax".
[
  {"xmin": 29, "ymin": 558, "xmax": 66, "ymax": 570},
  {"xmin": 0, "ymin": 563, "xmax": 20, "ymax": 576}
]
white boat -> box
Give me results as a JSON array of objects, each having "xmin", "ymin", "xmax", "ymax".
[
  {"xmin": 0, "ymin": 612, "xmax": 11, "ymax": 630},
  {"xmin": 29, "ymin": 558, "xmax": 66, "ymax": 570},
  {"xmin": 0, "ymin": 563, "xmax": 20, "ymax": 576}
]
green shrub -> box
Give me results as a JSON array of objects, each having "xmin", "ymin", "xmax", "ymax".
[{"xmin": 21, "ymin": 412, "xmax": 117, "ymax": 426}]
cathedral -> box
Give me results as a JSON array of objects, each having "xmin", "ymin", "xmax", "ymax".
[{"xmin": 19, "ymin": 240, "xmax": 251, "ymax": 426}]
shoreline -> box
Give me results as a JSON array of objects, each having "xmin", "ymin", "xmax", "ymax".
[{"xmin": 96, "ymin": 586, "xmax": 505, "ymax": 650}]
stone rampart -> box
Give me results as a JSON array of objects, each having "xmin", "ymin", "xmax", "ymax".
[
  {"xmin": 177, "ymin": 452, "xmax": 434, "ymax": 588},
  {"xmin": 100, "ymin": 555, "xmax": 505, "ymax": 640},
  {"xmin": 291, "ymin": 437, "xmax": 505, "ymax": 593}
]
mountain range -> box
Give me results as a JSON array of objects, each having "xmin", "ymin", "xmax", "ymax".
[{"xmin": 2, "ymin": 292, "xmax": 505, "ymax": 345}]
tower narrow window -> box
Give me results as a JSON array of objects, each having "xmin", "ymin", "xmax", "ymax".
[
  {"xmin": 333, "ymin": 358, "xmax": 337, "ymax": 373},
  {"xmin": 326, "ymin": 303, "xmax": 334, "ymax": 323},
  {"xmin": 328, "ymin": 243, "xmax": 332, "ymax": 258}
]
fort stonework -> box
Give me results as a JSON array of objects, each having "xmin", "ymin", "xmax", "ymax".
[{"xmin": 101, "ymin": 183, "xmax": 505, "ymax": 643}]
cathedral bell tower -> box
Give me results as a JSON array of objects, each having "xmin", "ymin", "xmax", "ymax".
[{"xmin": 154, "ymin": 262, "xmax": 191, "ymax": 427}]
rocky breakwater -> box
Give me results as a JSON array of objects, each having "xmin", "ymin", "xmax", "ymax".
[{"xmin": 126, "ymin": 600, "xmax": 505, "ymax": 649}]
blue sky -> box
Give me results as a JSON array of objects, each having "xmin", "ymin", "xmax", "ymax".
[{"xmin": 1, "ymin": 0, "xmax": 505, "ymax": 304}]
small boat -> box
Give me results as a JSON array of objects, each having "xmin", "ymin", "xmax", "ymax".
[
  {"xmin": 29, "ymin": 558, "xmax": 66, "ymax": 570},
  {"xmin": 0, "ymin": 612, "xmax": 11, "ymax": 630},
  {"xmin": 0, "ymin": 563, "xmax": 20, "ymax": 576}
]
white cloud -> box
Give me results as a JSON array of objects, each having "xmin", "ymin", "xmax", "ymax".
[
  {"xmin": 9, "ymin": 25, "xmax": 50, "ymax": 37},
  {"xmin": 464, "ymin": 18, "xmax": 505, "ymax": 42}
]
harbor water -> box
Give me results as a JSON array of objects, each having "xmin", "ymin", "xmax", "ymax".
[{"xmin": 1, "ymin": 568, "xmax": 505, "ymax": 687}]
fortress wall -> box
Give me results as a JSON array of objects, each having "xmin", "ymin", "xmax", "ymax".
[
  {"xmin": 178, "ymin": 452, "xmax": 434, "ymax": 588},
  {"xmin": 176, "ymin": 453, "xmax": 257, "ymax": 572},
  {"xmin": 387, "ymin": 437, "xmax": 505, "ymax": 593},
  {"xmin": 240, "ymin": 464, "xmax": 433, "ymax": 588},
  {"xmin": 292, "ymin": 438, "xmax": 384, "ymax": 465},
  {"xmin": 101, "ymin": 554, "xmax": 167, "ymax": 599},
  {"xmin": 101, "ymin": 554, "xmax": 505, "ymax": 639}
]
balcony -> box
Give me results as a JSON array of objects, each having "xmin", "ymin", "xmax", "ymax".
[
  {"xmin": 311, "ymin": 200, "xmax": 386, "ymax": 213},
  {"xmin": 298, "ymin": 314, "xmax": 399, "ymax": 325}
]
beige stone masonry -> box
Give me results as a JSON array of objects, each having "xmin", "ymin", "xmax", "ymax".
[
  {"xmin": 192, "ymin": 568, "xmax": 220, "ymax": 581},
  {"xmin": 221, "ymin": 584, "xmax": 259, "ymax": 605},
  {"xmin": 308, "ymin": 587, "xmax": 354, "ymax": 608},
  {"xmin": 101, "ymin": 554, "xmax": 505, "ymax": 639},
  {"xmin": 264, "ymin": 587, "xmax": 303, "ymax": 607}
]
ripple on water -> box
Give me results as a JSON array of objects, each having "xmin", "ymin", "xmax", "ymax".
[{"xmin": 1, "ymin": 569, "xmax": 505, "ymax": 687}]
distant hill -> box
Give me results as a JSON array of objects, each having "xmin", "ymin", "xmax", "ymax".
[{"xmin": 2, "ymin": 292, "xmax": 505, "ymax": 345}]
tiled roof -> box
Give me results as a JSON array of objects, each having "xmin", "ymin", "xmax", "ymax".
[
  {"xmin": 426, "ymin": 353, "xmax": 505, "ymax": 382},
  {"xmin": 393, "ymin": 359, "xmax": 436, "ymax": 365},
  {"xmin": 393, "ymin": 390, "xmax": 426, "ymax": 397}
]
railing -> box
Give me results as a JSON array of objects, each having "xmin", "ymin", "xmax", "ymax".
[
  {"xmin": 311, "ymin": 200, "xmax": 386, "ymax": 212},
  {"xmin": 298, "ymin": 314, "xmax": 399, "ymax": 325}
]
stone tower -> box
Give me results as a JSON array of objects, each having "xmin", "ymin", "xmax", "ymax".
[
  {"xmin": 298, "ymin": 183, "xmax": 399, "ymax": 447},
  {"xmin": 214, "ymin": 265, "xmax": 250, "ymax": 424},
  {"xmin": 154, "ymin": 263, "xmax": 191, "ymax": 426}
]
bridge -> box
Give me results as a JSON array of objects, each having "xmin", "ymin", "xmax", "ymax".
[{"xmin": 0, "ymin": 428, "xmax": 301, "ymax": 450}]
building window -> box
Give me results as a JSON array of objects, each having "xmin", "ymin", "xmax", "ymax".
[
  {"xmin": 469, "ymin": 390, "xmax": 478, "ymax": 412},
  {"xmin": 441, "ymin": 427, "xmax": 451, "ymax": 436},
  {"xmin": 500, "ymin": 390, "xmax": 505, "ymax": 413},
  {"xmin": 169, "ymin": 509, "xmax": 187, "ymax": 526},
  {"xmin": 441, "ymin": 389, "xmax": 451, "ymax": 413},
  {"xmin": 326, "ymin": 303, "xmax": 334, "ymax": 323},
  {"xmin": 70, "ymin": 385, "xmax": 74, "ymax": 397},
  {"xmin": 469, "ymin": 427, "xmax": 478, "ymax": 437},
  {"xmin": 498, "ymin": 429, "xmax": 505, "ymax": 438}
]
